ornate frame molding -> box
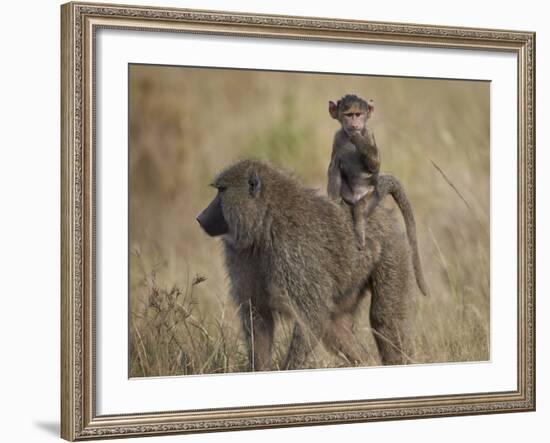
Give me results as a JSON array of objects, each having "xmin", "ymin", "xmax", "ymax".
[{"xmin": 61, "ymin": 2, "xmax": 535, "ymax": 440}]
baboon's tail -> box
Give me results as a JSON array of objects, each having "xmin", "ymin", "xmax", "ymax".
[{"xmin": 379, "ymin": 175, "xmax": 429, "ymax": 297}]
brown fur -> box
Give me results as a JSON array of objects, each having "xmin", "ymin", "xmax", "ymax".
[
  {"xmin": 327, "ymin": 94, "xmax": 429, "ymax": 296},
  {"xmin": 200, "ymin": 159, "xmax": 417, "ymax": 370}
]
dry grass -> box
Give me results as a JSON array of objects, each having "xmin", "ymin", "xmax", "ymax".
[{"xmin": 129, "ymin": 65, "xmax": 490, "ymax": 377}]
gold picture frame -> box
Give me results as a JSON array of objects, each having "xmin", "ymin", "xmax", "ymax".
[{"xmin": 61, "ymin": 2, "xmax": 535, "ymax": 440}]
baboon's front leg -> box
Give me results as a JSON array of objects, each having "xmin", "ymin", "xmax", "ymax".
[{"xmin": 241, "ymin": 304, "xmax": 274, "ymax": 372}]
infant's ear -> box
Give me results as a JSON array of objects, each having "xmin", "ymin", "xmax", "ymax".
[
  {"xmin": 328, "ymin": 101, "xmax": 339, "ymax": 119},
  {"xmin": 367, "ymin": 99, "xmax": 375, "ymax": 118}
]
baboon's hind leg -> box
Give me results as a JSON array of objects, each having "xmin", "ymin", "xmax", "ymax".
[
  {"xmin": 283, "ymin": 323, "xmax": 313, "ymax": 370},
  {"xmin": 369, "ymin": 280, "xmax": 413, "ymax": 365},
  {"xmin": 323, "ymin": 312, "xmax": 367, "ymax": 366}
]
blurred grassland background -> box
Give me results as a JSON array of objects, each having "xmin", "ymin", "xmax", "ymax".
[{"xmin": 129, "ymin": 64, "xmax": 490, "ymax": 377}]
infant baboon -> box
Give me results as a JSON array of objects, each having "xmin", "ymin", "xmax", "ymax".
[
  {"xmin": 327, "ymin": 95, "xmax": 380, "ymax": 249},
  {"xmin": 197, "ymin": 159, "xmax": 418, "ymax": 371},
  {"xmin": 328, "ymin": 94, "xmax": 429, "ymax": 297}
]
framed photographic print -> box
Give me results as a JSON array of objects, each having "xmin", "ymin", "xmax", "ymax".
[{"xmin": 61, "ymin": 1, "xmax": 536, "ymax": 440}]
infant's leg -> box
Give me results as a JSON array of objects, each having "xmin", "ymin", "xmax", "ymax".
[
  {"xmin": 362, "ymin": 190, "xmax": 381, "ymax": 220},
  {"xmin": 353, "ymin": 198, "xmax": 368, "ymax": 250},
  {"xmin": 353, "ymin": 190, "xmax": 382, "ymax": 250}
]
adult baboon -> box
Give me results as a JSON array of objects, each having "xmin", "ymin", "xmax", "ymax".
[{"xmin": 197, "ymin": 159, "xmax": 416, "ymax": 371}]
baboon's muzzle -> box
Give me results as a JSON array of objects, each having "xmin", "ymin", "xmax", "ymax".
[{"xmin": 197, "ymin": 192, "xmax": 229, "ymax": 237}]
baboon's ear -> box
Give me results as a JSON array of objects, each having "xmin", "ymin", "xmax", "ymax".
[
  {"xmin": 367, "ymin": 99, "xmax": 375, "ymax": 118},
  {"xmin": 248, "ymin": 170, "xmax": 262, "ymax": 198},
  {"xmin": 328, "ymin": 101, "xmax": 339, "ymax": 119}
]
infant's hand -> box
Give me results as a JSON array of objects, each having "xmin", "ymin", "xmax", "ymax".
[
  {"xmin": 364, "ymin": 128, "xmax": 376, "ymax": 145},
  {"xmin": 349, "ymin": 131, "xmax": 364, "ymax": 145}
]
